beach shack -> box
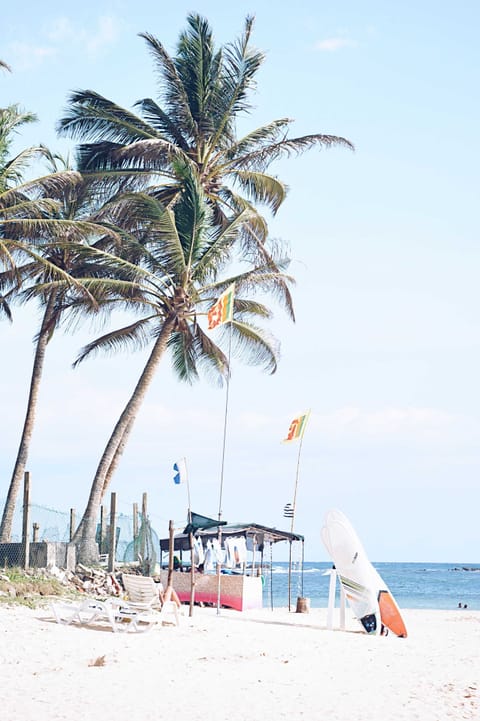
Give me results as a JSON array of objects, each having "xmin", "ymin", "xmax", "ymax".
[{"xmin": 159, "ymin": 521, "xmax": 304, "ymax": 611}]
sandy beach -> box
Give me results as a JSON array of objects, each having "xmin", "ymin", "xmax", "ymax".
[{"xmin": 1, "ymin": 603, "xmax": 478, "ymax": 721}]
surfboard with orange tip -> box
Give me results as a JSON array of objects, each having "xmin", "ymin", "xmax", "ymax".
[{"xmin": 321, "ymin": 509, "xmax": 408, "ymax": 638}]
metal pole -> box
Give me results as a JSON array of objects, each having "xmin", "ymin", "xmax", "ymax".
[
  {"xmin": 288, "ymin": 540, "xmax": 292, "ymax": 611},
  {"xmin": 216, "ymin": 326, "xmax": 233, "ymax": 616}
]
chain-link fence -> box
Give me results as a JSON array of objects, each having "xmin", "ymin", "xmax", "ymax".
[{"xmin": 0, "ymin": 498, "xmax": 161, "ymax": 571}]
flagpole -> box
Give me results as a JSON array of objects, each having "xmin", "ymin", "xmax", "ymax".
[
  {"xmin": 182, "ymin": 458, "xmax": 197, "ymax": 617},
  {"xmin": 216, "ymin": 324, "xmax": 233, "ymax": 616},
  {"xmin": 284, "ymin": 411, "xmax": 310, "ymax": 612}
]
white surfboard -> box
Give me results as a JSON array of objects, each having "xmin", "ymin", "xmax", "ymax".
[{"xmin": 321, "ymin": 509, "xmax": 407, "ymax": 637}]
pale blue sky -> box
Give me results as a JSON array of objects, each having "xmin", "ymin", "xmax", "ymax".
[{"xmin": 1, "ymin": 1, "xmax": 479, "ymax": 562}]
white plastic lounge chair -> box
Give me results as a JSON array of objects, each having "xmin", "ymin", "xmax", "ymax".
[
  {"xmin": 50, "ymin": 597, "xmax": 157, "ymax": 633},
  {"xmin": 122, "ymin": 573, "xmax": 181, "ymax": 626},
  {"xmin": 51, "ymin": 598, "xmax": 111, "ymax": 627}
]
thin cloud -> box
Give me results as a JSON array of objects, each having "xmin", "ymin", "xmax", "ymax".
[
  {"xmin": 7, "ymin": 15, "xmax": 121, "ymax": 68},
  {"xmin": 315, "ymin": 37, "xmax": 356, "ymax": 52},
  {"xmin": 85, "ymin": 16, "xmax": 121, "ymax": 57},
  {"xmin": 312, "ymin": 406, "xmax": 477, "ymax": 445},
  {"xmin": 7, "ymin": 42, "xmax": 56, "ymax": 70}
]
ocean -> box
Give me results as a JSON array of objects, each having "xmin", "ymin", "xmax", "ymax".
[{"xmin": 262, "ymin": 561, "xmax": 480, "ymax": 610}]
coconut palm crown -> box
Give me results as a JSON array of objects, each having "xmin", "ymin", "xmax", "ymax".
[
  {"xmin": 0, "ymin": 152, "xmax": 124, "ymax": 542},
  {"xmin": 57, "ymin": 14, "xmax": 353, "ymax": 257},
  {"xmin": 67, "ymin": 166, "xmax": 295, "ymax": 562}
]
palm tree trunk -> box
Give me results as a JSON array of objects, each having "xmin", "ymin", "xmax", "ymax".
[
  {"xmin": 101, "ymin": 418, "xmax": 135, "ymax": 499},
  {"xmin": 73, "ymin": 316, "xmax": 176, "ymax": 564},
  {"xmin": 0, "ymin": 293, "xmax": 57, "ymax": 542}
]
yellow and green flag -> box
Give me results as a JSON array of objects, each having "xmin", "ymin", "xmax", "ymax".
[{"xmin": 207, "ymin": 283, "xmax": 235, "ymax": 329}]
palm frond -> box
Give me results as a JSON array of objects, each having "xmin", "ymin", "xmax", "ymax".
[
  {"xmin": 228, "ymin": 319, "xmax": 279, "ymax": 374},
  {"xmin": 57, "ymin": 90, "xmax": 156, "ymax": 145},
  {"xmin": 134, "ymin": 97, "xmax": 190, "ymax": 151},
  {"xmin": 230, "ymin": 170, "xmax": 286, "ymax": 213},
  {"xmin": 0, "ymin": 293, "xmax": 13, "ymax": 321},
  {"xmin": 0, "ymin": 146, "xmax": 46, "ymax": 187},
  {"xmin": 139, "ymin": 32, "xmax": 197, "ymax": 139},
  {"xmin": 232, "ymin": 133, "xmax": 354, "ymax": 170},
  {"xmin": 73, "ymin": 316, "xmax": 156, "ymax": 366}
]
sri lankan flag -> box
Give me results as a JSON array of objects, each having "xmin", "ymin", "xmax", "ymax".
[
  {"xmin": 283, "ymin": 411, "xmax": 310, "ymax": 443},
  {"xmin": 207, "ymin": 283, "xmax": 235, "ymax": 329}
]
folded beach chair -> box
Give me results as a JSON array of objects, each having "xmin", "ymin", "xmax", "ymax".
[{"xmin": 122, "ymin": 573, "xmax": 181, "ymax": 626}]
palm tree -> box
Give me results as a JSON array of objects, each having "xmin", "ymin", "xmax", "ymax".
[
  {"xmin": 0, "ymin": 152, "xmax": 121, "ymax": 541},
  {"xmin": 69, "ymin": 168, "xmax": 295, "ymax": 563},
  {"xmin": 57, "ymin": 14, "xmax": 353, "ymax": 260}
]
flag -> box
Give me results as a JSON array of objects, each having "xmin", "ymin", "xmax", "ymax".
[
  {"xmin": 283, "ymin": 411, "xmax": 310, "ymax": 443},
  {"xmin": 207, "ymin": 283, "xmax": 235, "ymax": 329},
  {"xmin": 283, "ymin": 503, "xmax": 294, "ymax": 518},
  {"xmin": 173, "ymin": 458, "xmax": 188, "ymax": 485}
]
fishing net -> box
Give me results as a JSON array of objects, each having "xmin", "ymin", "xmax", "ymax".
[{"xmin": 122, "ymin": 515, "xmax": 159, "ymax": 575}]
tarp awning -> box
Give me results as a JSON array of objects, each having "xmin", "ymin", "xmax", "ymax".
[
  {"xmin": 160, "ymin": 521, "xmax": 303, "ymax": 553},
  {"xmin": 183, "ymin": 511, "xmax": 227, "ymax": 536}
]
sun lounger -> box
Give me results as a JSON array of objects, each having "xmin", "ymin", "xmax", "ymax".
[
  {"xmin": 122, "ymin": 573, "xmax": 182, "ymax": 626},
  {"xmin": 50, "ymin": 597, "xmax": 158, "ymax": 633}
]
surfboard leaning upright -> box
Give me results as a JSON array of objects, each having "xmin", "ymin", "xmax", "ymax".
[{"xmin": 321, "ymin": 509, "xmax": 408, "ymax": 638}]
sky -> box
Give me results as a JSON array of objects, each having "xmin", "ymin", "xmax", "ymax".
[{"xmin": 1, "ymin": 0, "xmax": 479, "ymax": 563}]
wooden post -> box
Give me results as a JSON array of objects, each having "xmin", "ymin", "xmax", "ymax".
[
  {"xmin": 32, "ymin": 522, "xmax": 40, "ymax": 543},
  {"xmin": 99, "ymin": 505, "xmax": 107, "ymax": 555},
  {"xmin": 167, "ymin": 520, "xmax": 174, "ymax": 587},
  {"xmin": 189, "ymin": 532, "xmax": 195, "ymax": 617},
  {"xmin": 108, "ymin": 492, "xmax": 117, "ymax": 573},
  {"xmin": 21, "ymin": 471, "xmax": 31, "ymax": 570},
  {"xmin": 141, "ymin": 493, "xmax": 147, "ymax": 569},
  {"xmin": 132, "ymin": 502, "xmax": 138, "ymax": 541},
  {"xmin": 69, "ymin": 509, "xmax": 76, "ymax": 542}
]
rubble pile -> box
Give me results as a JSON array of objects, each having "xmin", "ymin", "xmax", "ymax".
[{"xmin": 0, "ymin": 564, "xmax": 145, "ymax": 601}]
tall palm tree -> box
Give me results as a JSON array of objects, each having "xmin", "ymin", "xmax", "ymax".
[
  {"xmin": 0, "ymin": 152, "xmax": 121, "ymax": 541},
  {"xmin": 57, "ymin": 14, "xmax": 353, "ymax": 260},
  {"xmin": 68, "ymin": 168, "xmax": 295, "ymax": 563}
]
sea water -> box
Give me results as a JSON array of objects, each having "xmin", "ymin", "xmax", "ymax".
[{"xmin": 262, "ymin": 561, "xmax": 480, "ymax": 610}]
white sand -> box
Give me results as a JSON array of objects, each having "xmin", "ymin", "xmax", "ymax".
[{"xmin": 1, "ymin": 603, "xmax": 478, "ymax": 721}]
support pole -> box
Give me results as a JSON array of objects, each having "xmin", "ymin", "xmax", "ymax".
[
  {"xmin": 141, "ymin": 493, "xmax": 147, "ymax": 571},
  {"xmin": 21, "ymin": 471, "xmax": 30, "ymax": 570},
  {"xmin": 167, "ymin": 520, "xmax": 174, "ymax": 587},
  {"xmin": 107, "ymin": 492, "xmax": 117, "ymax": 573},
  {"xmin": 69, "ymin": 509, "xmax": 76, "ymax": 542},
  {"xmin": 287, "ymin": 540, "xmax": 292, "ymax": 611},
  {"xmin": 32, "ymin": 522, "xmax": 39, "ymax": 543},
  {"xmin": 326, "ymin": 568, "xmax": 337, "ymax": 630},
  {"xmin": 100, "ymin": 505, "xmax": 107, "ymax": 555},
  {"xmin": 339, "ymin": 583, "xmax": 346, "ymax": 630},
  {"xmin": 132, "ymin": 502, "xmax": 138, "ymax": 540},
  {"xmin": 189, "ymin": 532, "xmax": 195, "ymax": 617}
]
